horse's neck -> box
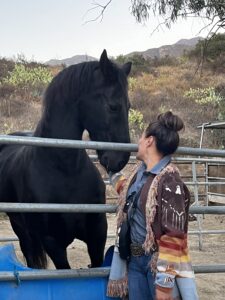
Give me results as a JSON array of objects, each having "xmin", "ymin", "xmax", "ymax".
[
  {"xmin": 35, "ymin": 104, "xmax": 83, "ymax": 139},
  {"xmin": 33, "ymin": 107, "xmax": 88, "ymax": 168}
]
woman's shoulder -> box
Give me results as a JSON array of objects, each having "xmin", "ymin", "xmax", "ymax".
[
  {"xmin": 158, "ymin": 164, "xmax": 189, "ymax": 195},
  {"xmin": 158, "ymin": 163, "xmax": 180, "ymax": 182}
]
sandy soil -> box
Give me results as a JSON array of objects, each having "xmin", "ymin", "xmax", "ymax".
[{"xmin": 0, "ymin": 213, "xmax": 225, "ymax": 300}]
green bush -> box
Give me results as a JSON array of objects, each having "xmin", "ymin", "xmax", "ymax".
[
  {"xmin": 2, "ymin": 64, "xmax": 53, "ymax": 100},
  {"xmin": 129, "ymin": 108, "xmax": 146, "ymax": 140},
  {"xmin": 3, "ymin": 64, "xmax": 52, "ymax": 87},
  {"xmin": 0, "ymin": 63, "xmax": 53, "ymax": 116},
  {"xmin": 128, "ymin": 77, "xmax": 138, "ymax": 92},
  {"xmin": 184, "ymin": 87, "xmax": 223, "ymax": 105}
]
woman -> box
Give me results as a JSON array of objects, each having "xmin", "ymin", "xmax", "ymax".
[{"xmin": 107, "ymin": 111, "xmax": 198, "ymax": 300}]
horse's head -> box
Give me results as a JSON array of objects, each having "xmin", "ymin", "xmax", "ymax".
[{"xmin": 79, "ymin": 50, "xmax": 132, "ymax": 172}]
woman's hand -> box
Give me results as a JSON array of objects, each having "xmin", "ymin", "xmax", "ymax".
[{"xmin": 155, "ymin": 286, "xmax": 173, "ymax": 300}]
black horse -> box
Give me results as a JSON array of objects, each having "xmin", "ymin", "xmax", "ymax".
[{"xmin": 0, "ymin": 50, "xmax": 131, "ymax": 269}]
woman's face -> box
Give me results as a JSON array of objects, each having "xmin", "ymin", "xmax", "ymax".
[{"xmin": 136, "ymin": 132, "xmax": 151, "ymax": 161}]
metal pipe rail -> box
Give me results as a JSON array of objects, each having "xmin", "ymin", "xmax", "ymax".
[
  {"xmin": 207, "ymin": 192, "xmax": 225, "ymax": 197},
  {"xmin": 0, "ymin": 264, "xmax": 224, "ymax": 282},
  {"xmin": 189, "ymin": 230, "xmax": 225, "ymax": 235},
  {"xmin": 0, "ymin": 268, "xmax": 111, "ymax": 281},
  {"xmin": 185, "ymin": 182, "xmax": 225, "ymax": 185},
  {"xmin": 173, "ymin": 158, "xmax": 225, "ymax": 163},
  {"xmin": 3, "ymin": 228, "xmax": 225, "ymax": 243},
  {"xmin": 91, "ymin": 154, "xmax": 225, "ymax": 164},
  {"xmin": 1, "ymin": 135, "xmax": 225, "ymax": 157},
  {"xmin": 0, "ymin": 203, "xmax": 117, "ymax": 213},
  {"xmin": 0, "ymin": 203, "xmax": 225, "ymax": 214},
  {"xmin": 104, "ymin": 180, "xmax": 225, "ymax": 186},
  {"xmin": 0, "ymin": 237, "xmax": 18, "ymax": 242},
  {"xmin": 194, "ymin": 265, "xmax": 225, "ymax": 273},
  {"xmin": 93, "ymin": 155, "xmax": 225, "ymax": 164}
]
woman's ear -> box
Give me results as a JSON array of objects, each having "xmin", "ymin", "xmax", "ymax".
[{"xmin": 146, "ymin": 136, "xmax": 154, "ymax": 147}]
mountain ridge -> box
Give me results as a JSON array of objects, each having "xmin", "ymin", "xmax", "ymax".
[
  {"xmin": 45, "ymin": 37, "xmax": 203, "ymax": 66},
  {"xmin": 126, "ymin": 37, "xmax": 203, "ymax": 59},
  {"xmin": 45, "ymin": 54, "xmax": 97, "ymax": 67}
]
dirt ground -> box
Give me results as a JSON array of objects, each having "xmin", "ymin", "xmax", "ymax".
[{"xmin": 0, "ymin": 213, "xmax": 225, "ymax": 300}]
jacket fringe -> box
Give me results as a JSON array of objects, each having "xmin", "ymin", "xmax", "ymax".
[{"xmin": 107, "ymin": 277, "xmax": 128, "ymax": 298}]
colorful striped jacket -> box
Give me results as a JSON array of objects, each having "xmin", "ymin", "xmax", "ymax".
[{"xmin": 111, "ymin": 163, "xmax": 195, "ymax": 290}]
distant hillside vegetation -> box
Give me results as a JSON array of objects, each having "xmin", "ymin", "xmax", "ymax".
[{"xmin": 45, "ymin": 55, "xmax": 97, "ymax": 66}]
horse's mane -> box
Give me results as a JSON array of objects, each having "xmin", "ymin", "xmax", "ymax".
[
  {"xmin": 44, "ymin": 60, "xmax": 128, "ymax": 106},
  {"xmin": 45, "ymin": 61, "xmax": 99, "ymax": 106}
]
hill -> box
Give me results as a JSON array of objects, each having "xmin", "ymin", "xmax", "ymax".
[
  {"xmin": 45, "ymin": 37, "xmax": 203, "ymax": 66},
  {"xmin": 126, "ymin": 37, "xmax": 203, "ymax": 59},
  {"xmin": 45, "ymin": 55, "xmax": 97, "ymax": 66}
]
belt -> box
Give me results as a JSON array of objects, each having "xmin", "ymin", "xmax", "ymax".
[{"xmin": 130, "ymin": 243, "xmax": 145, "ymax": 257}]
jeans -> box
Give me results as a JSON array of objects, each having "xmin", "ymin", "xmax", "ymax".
[
  {"xmin": 127, "ymin": 255, "xmax": 199, "ymax": 300},
  {"xmin": 128, "ymin": 254, "xmax": 155, "ymax": 300},
  {"xmin": 173, "ymin": 277, "xmax": 199, "ymax": 300}
]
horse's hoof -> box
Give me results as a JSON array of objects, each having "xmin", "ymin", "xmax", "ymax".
[{"xmin": 88, "ymin": 264, "xmax": 92, "ymax": 268}]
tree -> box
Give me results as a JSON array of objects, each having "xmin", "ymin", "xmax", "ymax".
[
  {"xmin": 188, "ymin": 33, "xmax": 225, "ymax": 71},
  {"xmin": 190, "ymin": 33, "xmax": 225, "ymax": 59},
  {"xmin": 90, "ymin": 0, "xmax": 225, "ymax": 34},
  {"xmin": 131, "ymin": 0, "xmax": 224, "ymax": 30}
]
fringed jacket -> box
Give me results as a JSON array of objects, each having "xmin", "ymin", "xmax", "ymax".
[{"xmin": 111, "ymin": 162, "xmax": 195, "ymax": 290}]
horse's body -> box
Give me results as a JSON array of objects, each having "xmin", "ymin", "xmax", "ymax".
[{"xmin": 0, "ymin": 50, "xmax": 131, "ymax": 269}]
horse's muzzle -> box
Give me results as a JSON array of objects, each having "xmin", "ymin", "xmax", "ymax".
[{"xmin": 98, "ymin": 150, "xmax": 130, "ymax": 173}]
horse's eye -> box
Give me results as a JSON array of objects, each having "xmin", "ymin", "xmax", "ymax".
[{"xmin": 109, "ymin": 103, "xmax": 121, "ymax": 112}]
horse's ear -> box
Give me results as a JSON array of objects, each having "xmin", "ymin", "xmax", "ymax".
[
  {"xmin": 100, "ymin": 49, "xmax": 114, "ymax": 78},
  {"xmin": 122, "ymin": 62, "xmax": 132, "ymax": 76},
  {"xmin": 100, "ymin": 49, "xmax": 108, "ymax": 64}
]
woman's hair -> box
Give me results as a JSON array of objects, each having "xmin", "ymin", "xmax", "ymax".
[{"xmin": 145, "ymin": 111, "xmax": 184, "ymax": 155}]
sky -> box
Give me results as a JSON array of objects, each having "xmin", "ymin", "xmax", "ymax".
[{"xmin": 0, "ymin": 0, "xmax": 213, "ymax": 63}]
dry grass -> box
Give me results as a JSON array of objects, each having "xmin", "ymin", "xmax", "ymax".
[{"xmin": 129, "ymin": 62, "xmax": 225, "ymax": 147}]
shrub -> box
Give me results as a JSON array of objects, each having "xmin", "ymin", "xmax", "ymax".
[
  {"xmin": 2, "ymin": 64, "xmax": 53, "ymax": 101},
  {"xmin": 3, "ymin": 64, "xmax": 52, "ymax": 87},
  {"xmin": 0, "ymin": 58, "xmax": 15, "ymax": 81},
  {"xmin": 129, "ymin": 108, "xmax": 146, "ymax": 141},
  {"xmin": 128, "ymin": 77, "xmax": 138, "ymax": 92},
  {"xmin": 184, "ymin": 87, "xmax": 223, "ymax": 105}
]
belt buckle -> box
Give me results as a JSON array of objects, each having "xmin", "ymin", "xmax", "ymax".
[{"xmin": 130, "ymin": 243, "xmax": 145, "ymax": 257}]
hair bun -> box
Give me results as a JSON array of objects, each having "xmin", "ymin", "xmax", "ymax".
[{"xmin": 158, "ymin": 111, "xmax": 184, "ymax": 132}]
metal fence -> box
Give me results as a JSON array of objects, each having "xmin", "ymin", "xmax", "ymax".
[{"xmin": 0, "ymin": 134, "xmax": 225, "ymax": 281}]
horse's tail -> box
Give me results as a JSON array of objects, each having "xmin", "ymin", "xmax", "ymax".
[
  {"xmin": 9, "ymin": 213, "xmax": 48, "ymax": 269},
  {"xmin": 28, "ymin": 232, "xmax": 48, "ymax": 269}
]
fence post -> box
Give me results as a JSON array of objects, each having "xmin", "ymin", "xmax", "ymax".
[{"xmin": 192, "ymin": 161, "xmax": 203, "ymax": 250}]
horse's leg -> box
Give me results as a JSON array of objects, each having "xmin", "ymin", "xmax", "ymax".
[
  {"xmin": 42, "ymin": 236, "xmax": 70, "ymax": 269},
  {"xmin": 86, "ymin": 213, "xmax": 107, "ymax": 267}
]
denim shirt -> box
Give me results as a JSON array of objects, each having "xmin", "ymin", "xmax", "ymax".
[{"xmin": 127, "ymin": 156, "xmax": 171, "ymax": 244}]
